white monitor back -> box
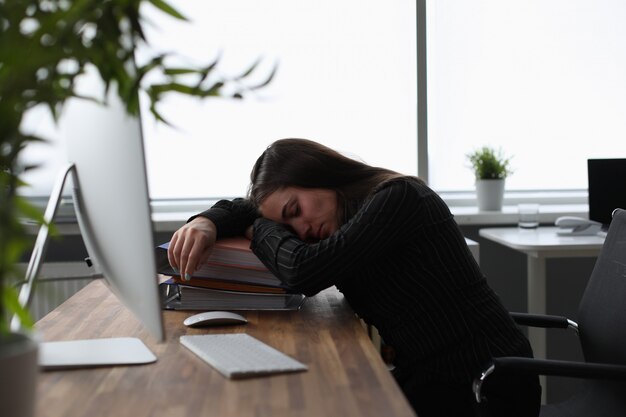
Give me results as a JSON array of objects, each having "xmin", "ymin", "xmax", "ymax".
[{"xmin": 60, "ymin": 69, "xmax": 164, "ymax": 342}]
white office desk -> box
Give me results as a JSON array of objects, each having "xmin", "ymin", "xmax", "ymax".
[
  {"xmin": 478, "ymin": 227, "xmax": 604, "ymax": 360},
  {"xmin": 465, "ymin": 237, "xmax": 480, "ymax": 263}
]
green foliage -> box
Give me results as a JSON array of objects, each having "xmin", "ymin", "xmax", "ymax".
[
  {"xmin": 0, "ymin": 0, "xmax": 274, "ymax": 334},
  {"xmin": 466, "ymin": 146, "xmax": 513, "ymax": 180}
]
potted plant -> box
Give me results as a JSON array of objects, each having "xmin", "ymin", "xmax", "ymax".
[
  {"xmin": 466, "ymin": 146, "xmax": 513, "ymax": 211},
  {"xmin": 0, "ymin": 1, "xmax": 273, "ymax": 416}
]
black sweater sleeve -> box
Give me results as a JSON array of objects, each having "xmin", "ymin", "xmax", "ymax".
[
  {"xmin": 190, "ymin": 198, "xmax": 260, "ymax": 239},
  {"xmin": 250, "ymin": 179, "xmax": 441, "ymax": 296}
]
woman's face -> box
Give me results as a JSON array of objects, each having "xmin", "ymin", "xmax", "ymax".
[{"xmin": 259, "ymin": 186, "xmax": 339, "ymax": 242}]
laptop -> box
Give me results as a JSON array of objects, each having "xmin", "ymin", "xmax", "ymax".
[{"xmin": 587, "ymin": 158, "xmax": 626, "ymax": 230}]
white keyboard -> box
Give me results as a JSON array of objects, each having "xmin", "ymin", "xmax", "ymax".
[{"xmin": 180, "ymin": 333, "xmax": 308, "ymax": 379}]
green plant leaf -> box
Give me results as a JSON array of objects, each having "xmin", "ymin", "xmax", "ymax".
[
  {"xmin": 236, "ymin": 58, "xmax": 261, "ymax": 80},
  {"xmin": 163, "ymin": 68, "xmax": 201, "ymax": 76},
  {"xmin": 250, "ymin": 62, "xmax": 278, "ymax": 90},
  {"xmin": 148, "ymin": 0, "xmax": 187, "ymax": 21},
  {"xmin": 2, "ymin": 286, "xmax": 34, "ymax": 331},
  {"xmin": 0, "ymin": 0, "xmax": 275, "ymax": 335},
  {"xmin": 193, "ymin": 58, "xmax": 221, "ymax": 89},
  {"xmin": 466, "ymin": 146, "xmax": 513, "ymax": 180}
]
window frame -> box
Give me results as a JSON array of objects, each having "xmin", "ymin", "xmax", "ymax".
[{"xmin": 417, "ymin": 0, "xmax": 588, "ymax": 211}]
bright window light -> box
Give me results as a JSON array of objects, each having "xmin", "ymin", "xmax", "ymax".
[
  {"xmin": 138, "ymin": 0, "xmax": 417, "ymax": 199},
  {"xmin": 427, "ymin": 0, "xmax": 626, "ymax": 192},
  {"xmin": 19, "ymin": 0, "xmax": 417, "ymax": 200}
]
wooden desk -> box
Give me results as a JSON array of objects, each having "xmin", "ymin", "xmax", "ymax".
[{"xmin": 35, "ymin": 280, "xmax": 416, "ymax": 417}]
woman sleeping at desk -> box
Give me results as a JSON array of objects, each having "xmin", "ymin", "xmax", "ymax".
[{"xmin": 167, "ymin": 138, "xmax": 540, "ymax": 417}]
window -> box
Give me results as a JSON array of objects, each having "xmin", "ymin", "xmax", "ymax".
[
  {"xmin": 20, "ymin": 0, "xmax": 417, "ymax": 201},
  {"xmin": 426, "ymin": 0, "xmax": 626, "ymax": 192},
  {"xmin": 138, "ymin": 0, "xmax": 417, "ymax": 199},
  {"xmin": 21, "ymin": 1, "xmax": 624, "ymax": 206}
]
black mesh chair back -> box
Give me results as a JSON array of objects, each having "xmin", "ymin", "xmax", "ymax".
[{"xmin": 577, "ymin": 208, "xmax": 626, "ymax": 364}]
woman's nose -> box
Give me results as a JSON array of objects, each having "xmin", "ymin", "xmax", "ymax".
[{"xmin": 292, "ymin": 219, "xmax": 312, "ymax": 241}]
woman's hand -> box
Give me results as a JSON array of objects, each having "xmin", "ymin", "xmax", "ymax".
[{"xmin": 167, "ymin": 216, "xmax": 217, "ymax": 280}]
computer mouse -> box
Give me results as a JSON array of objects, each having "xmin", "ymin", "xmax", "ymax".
[{"xmin": 183, "ymin": 311, "xmax": 248, "ymax": 327}]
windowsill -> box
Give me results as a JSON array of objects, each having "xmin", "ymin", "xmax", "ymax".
[
  {"xmin": 23, "ymin": 197, "xmax": 222, "ymax": 236},
  {"xmin": 27, "ymin": 198, "xmax": 589, "ymax": 234},
  {"xmin": 24, "ymin": 210, "xmax": 202, "ymax": 236},
  {"xmin": 450, "ymin": 203, "xmax": 588, "ymax": 226},
  {"xmin": 441, "ymin": 189, "xmax": 589, "ymax": 226}
]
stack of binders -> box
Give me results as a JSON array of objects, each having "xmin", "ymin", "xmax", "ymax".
[{"xmin": 156, "ymin": 237, "xmax": 306, "ymax": 311}]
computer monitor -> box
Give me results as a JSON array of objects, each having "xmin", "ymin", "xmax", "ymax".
[
  {"xmin": 13, "ymin": 68, "xmax": 164, "ymax": 367},
  {"xmin": 587, "ymin": 158, "xmax": 626, "ymax": 227}
]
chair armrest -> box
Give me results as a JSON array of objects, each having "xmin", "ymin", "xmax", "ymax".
[
  {"xmin": 509, "ymin": 312, "xmax": 578, "ymax": 332},
  {"xmin": 473, "ymin": 356, "xmax": 626, "ymax": 403},
  {"xmin": 491, "ymin": 357, "xmax": 626, "ymax": 379}
]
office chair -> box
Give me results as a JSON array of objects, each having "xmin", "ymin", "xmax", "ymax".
[{"xmin": 473, "ymin": 208, "xmax": 626, "ymax": 417}]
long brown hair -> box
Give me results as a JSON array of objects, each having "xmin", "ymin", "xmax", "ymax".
[{"xmin": 248, "ymin": 138, "xmax": 417, "ymax": 222}]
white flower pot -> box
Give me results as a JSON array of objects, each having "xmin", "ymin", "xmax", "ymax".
[
  {"xmin": 0, "ymin": 332, "xmax": 39, "ymax": 417},
  {"xmin": 476, "ymin": 179, "xmax": 505, "ymax": 211}
]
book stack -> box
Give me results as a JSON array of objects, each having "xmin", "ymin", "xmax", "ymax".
[{"xmin": 156, "ymin": 237, "xmax": 306, "ymax": 311}]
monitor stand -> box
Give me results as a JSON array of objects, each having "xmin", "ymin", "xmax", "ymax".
[
  {"xmin": 39, "ymin": 338, "xmax": 156, "ymax": 369},
  {"xmin": 12, "ymin": 164, "xmax": 157, "ymax": 368}
]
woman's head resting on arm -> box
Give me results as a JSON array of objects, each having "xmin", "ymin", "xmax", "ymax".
[
  {"xmin": 248, "ymin": 138, "xmax": 407, "ymax": 242},
  {"xmin": 258, "ymin": 186, "xmax": 339, "ymax": 242}
]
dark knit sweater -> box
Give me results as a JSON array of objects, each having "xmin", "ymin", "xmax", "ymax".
[{"xmin": 195, "ymin": 178, "xmax": 532, "ymax": 384}]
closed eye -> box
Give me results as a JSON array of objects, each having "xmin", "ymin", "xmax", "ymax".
[{"xmin": 284, "ymin": 199, "xmax": 299, "ymax": 219}]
